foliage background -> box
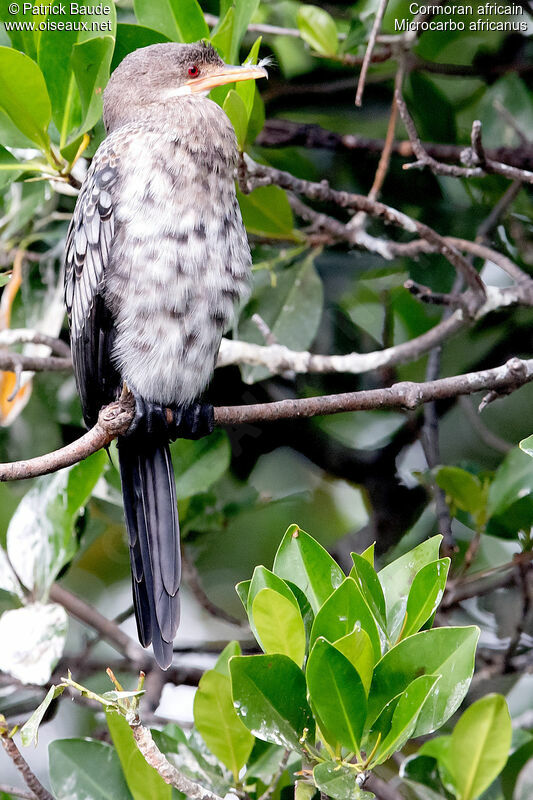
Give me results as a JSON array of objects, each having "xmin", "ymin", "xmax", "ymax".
[{"xmin": 0, "ymin": 0, "xmax": 532, "ymax": 798}]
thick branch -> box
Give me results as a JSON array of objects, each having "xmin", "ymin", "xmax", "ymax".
[
  {"xmin": 129, "ymin": 718, "xmax": 228, "ymax": 800},
  {"xmin": 1, "ymin": 357, "xmax": 532, "ymax": 481}
]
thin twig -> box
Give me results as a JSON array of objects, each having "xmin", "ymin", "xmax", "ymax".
[
  {"xmin": 0, "ymin": 735, "xmax": 54, "ymax": 800},
  {"xmin": 355, "ymin": 0, "xmax": 390, "ymax": 106},
  {"xmin": 257, "ymin": 750, "xmax": 290, "ymax": 800},
  {"xmin": 0, "ymin": 785, "xmax": 37, "ymax": 800},
  {"xmin": 182, "ymin": 550, "xmax": 244, "ymax": 627}
]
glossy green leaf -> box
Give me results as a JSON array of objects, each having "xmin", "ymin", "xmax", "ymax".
[
  {"xmin": 248, "ymin": 565, "xmax": 299, "ymax": 612},
  {"xmin": 49, "ymin": 738, "xmax": 133, "ymax": 800},
  {"xmin": 0, "ymin": 47, "xmax": 51, "ymax": 151},
  {"xmin": 171, "ymin": 429, "xmax": 230, "ymax": 500},
  {"xmin": 372, "ymin": 675, "xmax": 440, "ymax": 765},
  {"xmin": 360, "ymin": 543, "xmax": 375, "ymax": 567},
  {"xmin": 239, "ymin": 251, "xmax": 323, "ymax": 383},
  {"xmin": 520, "ymin": 433, "xmax": 533, "ymax": 458},
  {"xmin": 223, "ymin": 89, "xmax": 248, "ymax": 150},
  {"xmin": 20, "ymin": 684, "xmax": 66, "ymax": 746},
  {"xmin": 237, "ymin": 185, "xmax": 297, "ymax": 240},
  {"xmin": 402, "ymin": 558, "xmax": 450, "ymax": 639},
  {"xmin": 333, "ymin": 628, "xmax": 374, "ymax": 695},
  {"xmin": 230, "ymin": 653, "xmax": 314, "ymax": 751},
  {"xmin": 106, "ymin": 710, "xmax": 169, "ymax": 800},
  {"xmin": 210, "ymin": 7, "xmax": 235, "ymax": 65},
  {"xmin": 378, "ymin": 535, "xmax": 442, "ymax": 641},
  {"xmin": 236, "ymin": 579, "xmax": 251, "ymax": 611},
  {"xmin": 214, "ymin": 640, "xmax": 242, "ymax": 677},
  {"xmin": 71, "ymin": 36, "xmax": 115, "ymax": 136},
  {"xmin": 273, "ymin": 524, "xmax": 344, "ymax": 614},
  {"xmin": 501, "ymin": 738, "xmax": 533, "ymax": 800},
  {"xmin": 236, "ymin": 37, "xmax": 262, "ymax": 120},
  {"xmin": 368, "ymin": 626, "xmax": 479, "ymax": 737},
  {"xmin": 0, "ymin": 145, "xmax": 22, "ymax": 189},
  {"xmin": 349, "ymin": 552, "xmax": 386, "ymax": 629},
  {"xmin": 194, "ymin": 668, "xmax": 254, "ymax": 779},
  {"xmin": 313, "ymin": 762, "xmax": 374, "ymax": 800},
  {"xmin": 435, "ymin": 466, "xmax": 485, "ymax": 517},
  {"xmin": 112, "ymin": 24, "xmax": 171, "ymax": 72},
  {"xmin": 252, "ymin": 588, "xmax": 306, "ymax": 665},
  {"xmin": 450, "ymin": 694, "xmax": 512, "ymax": 800},
  {"xmin": 307, "ymin": 638, "xmax": 367, "ymax": 751},
  {"xmin": 488, "ymin": 447, "xmax": 533, "ymax": 518},
  {"xmin": 310, "ymin": 578, "xmax": 381, "ymax": 663},
  {"xmin": 37, "ymin": 2, "xmax": 116, "ymax": 150},
  {"xmin": 0, "ymin": 0, "xmax": 40, "ymax": 58},
  {"xmin": 6, "ymin": 451, "xmax": 107, "ymax": 597},
  {"xmin": 133, "ymin": 0, "xmax": 208, "ymax": 43},
  {"xmin": 297, "ymin": 5, "xmax": 338, "ymax": 56},
  {"xmin": 220, "ymin": 0, "xmax": 260, "ymax": 64}
]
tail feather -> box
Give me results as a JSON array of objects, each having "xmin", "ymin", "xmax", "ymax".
[{"xmin": 118, "ymin": 436, "xmax": 180, "ymax": 669}]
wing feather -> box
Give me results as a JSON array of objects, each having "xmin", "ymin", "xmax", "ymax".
[{"xmin": 65, "ymin": 147, "xmax": 120, "ymax": 426}]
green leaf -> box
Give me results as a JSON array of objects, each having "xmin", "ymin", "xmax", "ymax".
[
  {"xmin": 194, "ymin": 668, "xmax": 254, "ymax": 779},
  {"xmin": 171, "ymin": 429, "xmax": 230, "ymax": 500},
  {"xmin": 236, "ymin": 579, "xmax": 251, "ymax": 611},
  {"xmin": 450, "ymin": 694, "xmax": 512, "ymax": 800},
  {"xmin": 49, "ymin": 738, "xmax": 133, "ymax": 800},
  {"xmin": 378, "ymin": 535, "xmax": 442, "ymax": 641},
  {"xmin": 333, "ymin": 628, "xmax": 374, "ymax": 695},
  {"xmin": 520, "ymin": 433, "xmax": 533, "ymax": 458},
  {"xmin": 237, "ymin": 185, "xmax": 297, "ymax": 240},
  {"xmin": 435, "ymin": 466, "xmax": 485, "ymax": 517},
  {"xmin": 223, "ymin": 89, "xmax": 248, "ymax": 150},
  {"xmin": 37, "ymin": 2, "xmax": 116, "ymax": 150},
  {"xmin": 313, "ymin": 762, "xmax": 374, "ymax": 800},
  {"xmin": 106, "ymin": 710, "xmax": 169, "ymax": 800},
  {"xmin": 0, "ymin": 145, "xmax": 22, "ymax": 189},
  {"xmin": 372, "ymin": 675, "xmax": 440, "ymax": 765},
  {"xmin": 349, "ymin": 552, "xmax": 387, "ymax": 629},
  {"xmin": 112, "ymin": 24, "xmax": 171, "ymax": 72},
  {"xmin": 236, "ymin": 36, "xmax": 262, "ymax": 120},
  {"xmin": 248, "ymin": 565, "xmax": 300, "ymax": 613},
  {"xmin": 71, "ymin": 36, "xmax": 115, "ymax": 136},
  {"xmin": 133, "ymin": 0, "xmax": 209, "ymax": 43},
  {"xmin": 0, "ymin": 46, "xmax": 51, "ymax": 151},
  {"xmin": 6, "ymin": 451, "xmax": 107, "ymax": 597},
  {"xmin": 402, "ymin": 558, "xmax": 450, "ymax": 639},
  {"xmin": 488, "ymin": 447, "xmax": 533, "ymax": 519},
  {"xmin": 307, "ymin": 638, "xmax": 367, "ymax": 752},
  {"xmin": 230, "ymin": 653, "xmax": 314, "ymax": 751},
  {"xmin": 360, "ymin": 543, "xmax": 375, "ymax": 567},
  {"xmin": 310, "ymin": 578, "xmax": 382, "ymax": 663},
  {"xmin": 273, "ymin": 524, "xmax": 344, "ymax": 614},
  {"xmin": 214, "ymin": 640, "xmax": 242, "ymax": 677},
  {"xmin": 210, "ymin": 7, "xmax": 235, "ymax": 65},
  {"xmin": 240, "ymin": 251, "xmax": 323, "ymax": 384},
  {"xmin": 252, "ymin": 588, "xmax": 306, "ymax": 666},
  {"xmin": 297, "ymin": 5, "xmax": 339, "ymax": 56},
  {"xmin": 20, "ymin": 684, "xmax": 65, "ymax": 746},
  {"xmin": 367, "ymin": 626, "xmax": 479, "ymax": 737}
]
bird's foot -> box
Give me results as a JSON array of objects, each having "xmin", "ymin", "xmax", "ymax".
[
  {"xmin": 167, "ymin": 402, "xmax": 214, "ymax": 441},
  {"xmin": 125, "ymin": 393, "xmax": 214, "ymax": 441}
]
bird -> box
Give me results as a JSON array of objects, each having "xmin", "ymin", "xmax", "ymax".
[{"xmin": 64, "ymin": 41, "xmax": 267, "ymax": 668}]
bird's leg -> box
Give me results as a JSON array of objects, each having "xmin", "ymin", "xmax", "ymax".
[{"xmin": 167, "ymin": 402, "xmax": 214, "ymax": 441}]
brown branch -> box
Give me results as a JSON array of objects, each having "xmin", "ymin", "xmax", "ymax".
[
  {"xmin": 256, "ymin": 119, "xmax": 533, "ymax": 173},
  {"xmin": 396, "ymin": 93, "xmax": 533, "ymax": 185},
  {"xmin": 49, "ymin": 583, "xmax": 147, "ymax": 665},
  {"xmin": 241, "ymin": 157, "xmax": 486, "ymax": 303},
  {"xmin": 129, "ymin": 716, "xmax": 226, "ymax": 800},
  {"xmin": 0, "ymin": 734, "xmax": 54, "ymax": 800},
  {"xmin": 1, "ymin": 357, "xmax": 532, "ymax": 481},
  {"xmin": 355, "ymin": 0, "xmax": 390, "ymax": 106},
  {"xmin": 0, "ymin": 785, "xmax": 37, "ymax": 800}
]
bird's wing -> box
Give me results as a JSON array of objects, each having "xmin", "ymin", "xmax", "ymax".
[{"xmin": 64, "ymin": 150, "xmax": 119, "ymax": 426}]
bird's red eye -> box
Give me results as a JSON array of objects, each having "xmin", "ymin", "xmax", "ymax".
[{"xmin": 188, "ymin": 65, "xmax": 199, "ymax": 77}]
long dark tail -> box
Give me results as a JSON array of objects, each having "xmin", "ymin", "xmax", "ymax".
[{"xmin": 118, "ymin": 436, "xmax": 180, "ymax": 669}]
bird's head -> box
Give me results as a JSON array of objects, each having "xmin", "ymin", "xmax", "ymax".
[{"xmin": 103, "ymin": 41, "xmax": 268, "ymax": 132}]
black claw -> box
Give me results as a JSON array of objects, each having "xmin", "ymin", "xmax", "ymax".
[
  {"xmin": 168, "ymin": 402, "xmax": 214, "ymax": 440},
  {"xmin": 125, "ymin": 393, "xmax": 169, "ymax": 440}
]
